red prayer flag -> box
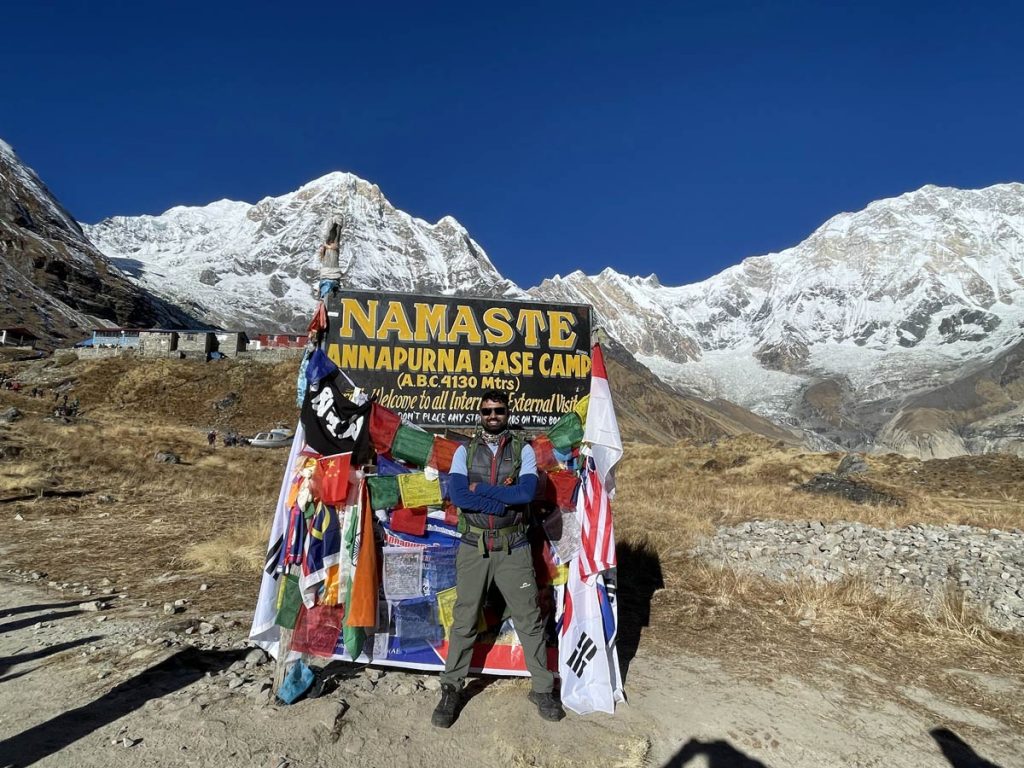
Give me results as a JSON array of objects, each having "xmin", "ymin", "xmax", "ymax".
[
  {"xmin": 545, "ymin": 470, "xmax": 580, "ymax": 509},
  {"xmin": 314, "ymin": 452, "xmax": 352, "ymax": 505},
  {"xmin": 532, "ymin": 434, "xmax": 560, "ymax": 471},
  {"xmin": 291, "ymin": 603, "xmax": 345, "ymax": 657},
  {"xmin": 370, "ymin": 403, "xmax": 402, "ymax": 453},
  {"xmin": 443, "ymin": 502, "xmax": 459, "ymax": 526},
  {"xmin": 428, "ymin": 436, "xmax": 460, "ymax": 473},
  {"xmin": 390, "ymin": 506, "xmax": 428, "ymax": 536},
  {"xmin": 307, "ymin": 301, "xmax": 328, "ymax": 335}
]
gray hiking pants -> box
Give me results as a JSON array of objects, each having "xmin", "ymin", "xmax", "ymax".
[{"xmin": 440, "ymin": 542, "xmax": 554, "ymax": 693}]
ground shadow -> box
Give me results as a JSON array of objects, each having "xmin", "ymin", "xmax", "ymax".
[
  {"xmin": 0, "ymin": 646, "xmax": 245, "ymax": 767},
  {"xmin": 0, "ymin": 601, "xmax": 87, "ymax": 619},
  {"xmin": 615, "ymin": 537, "xmax": 664, "ymax": 681},
  {"xmin": 662, "ymin": 738, "xmax": 772, "ymax": 767},
  {"xmin": 930, "ymin": 728, "xmax": 1004, "ymax": 768},
  {"xmin": 0, "ymin": 611, "xmax": 82, "ymax": 635},
  {"xmin": 0, "ymin": 636, "xmax": 102, "ymax": 677},
  {"xmin": 461, "ymin": 674, "xmax": 500, "ymax": 704}
]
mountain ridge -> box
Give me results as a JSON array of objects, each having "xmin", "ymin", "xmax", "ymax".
[
  {"xmin": 0, "ymin": 140, "xmax": 200, "ymax": 345},
  {"xmin": 78, "ymin": 163, "xmax": 1024, "ymax": 456}
]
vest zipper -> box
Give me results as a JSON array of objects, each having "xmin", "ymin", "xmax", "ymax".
[{"xmin": 488, "ymin": 436, "xmax": 506, "ymax": 534}]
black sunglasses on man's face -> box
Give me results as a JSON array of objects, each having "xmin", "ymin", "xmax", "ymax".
[{"xmin": 480, "ymin": 407, "xmax": 507, "ymax": 415}]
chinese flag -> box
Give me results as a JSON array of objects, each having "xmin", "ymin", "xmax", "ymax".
[{"xmin": 315, "ymin": 453, "xmax": 352, "ymax": 505}]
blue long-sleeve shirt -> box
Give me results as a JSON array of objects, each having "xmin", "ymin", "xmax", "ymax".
[{"xmin": 448, "ymin": 442, "xmax": 537, "ymax": 515}]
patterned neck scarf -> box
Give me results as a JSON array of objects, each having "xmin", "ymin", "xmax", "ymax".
[{"xmin": 478, "ymin": 428, "xmax": 509, "ymax": 446}]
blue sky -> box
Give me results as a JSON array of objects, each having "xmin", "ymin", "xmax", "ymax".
[{"xmin": 3, "ymin": 1, "xmax": 1023, "ymax": 288}]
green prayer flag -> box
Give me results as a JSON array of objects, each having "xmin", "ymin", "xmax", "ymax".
[
  {"xmin": 367, "ymin": 475, "xmax": 400, "ymax": 510},
  {"xmin": 546, "ymin": 411, "xmax": 584, "ymax": 452},
  {"xmin": 275, "ymin": 573, "xmax": 303, "ymax": 629},
  {"xmin": 391, "ymin": 424, "xmax": 433, "ymax": 467}
]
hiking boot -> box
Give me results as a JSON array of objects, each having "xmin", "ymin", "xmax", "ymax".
[
  {"xmin": 528, "ymin": 690, "xmax": 565, "ymax": 722},
  {"xmin": 431, "ymin": 683, "xmax": 461, "ymax": 728}
]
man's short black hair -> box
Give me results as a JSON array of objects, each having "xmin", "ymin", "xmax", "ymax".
[{"xmin": 479, "ymin": 389, "xmax": 509, "ymax": 406}]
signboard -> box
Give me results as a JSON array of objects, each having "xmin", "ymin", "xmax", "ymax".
[{"xmin": 323, "ymin": 290, "xmax": 592, "ymax": 428}]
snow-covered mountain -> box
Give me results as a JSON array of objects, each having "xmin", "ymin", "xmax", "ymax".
[
  {"xmin": 83, "ymin": 170, "xmax": 1024, "ymax": 456},
  {"xmin": 0, "ymin": 140, "xmax": 197, "ymax": 344},
  {"xmin": 532, "ymin": 183, "xmax": 1024, "ymax": 454},
  {"xmin": 85, "ymin": 173, "xmax": 522, "ymax": 330}
]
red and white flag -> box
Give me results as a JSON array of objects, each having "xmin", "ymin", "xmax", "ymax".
[
  {"xmin": 583, "ymin": 343, "xmax": 622, "ymax": 497},
  {"xmin": 577, "ymin": 343, "xmax": 620, "ymax": 583},
  {"xmin": 577, "ymin": 457, "xmax": 616, "ymax": 582}
]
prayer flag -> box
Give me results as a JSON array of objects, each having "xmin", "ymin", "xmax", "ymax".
[
  {"xmin": 275, "ymin": 573, "xmax": 303, "ymax": 629},
  {"xmin": 531, "ymin": 434, "xmax": 560, "ymax": 472},
  {"xmin": 397, "ymin": 472, "xmax": 442, "ymax": 508},
  {"xmin": 545, "ymin": 470, "xmax": 580, "ymax": 509},
  {"xmin": 391, "ymin": 424, "xmax": 433, "ymax": 467},
  {"xmin": 390, "ymin": 506, "xmax": 428, "ymax": 536},
  {"xmin": 370, "ymin": 403, "xmax": 402, "ymax": 453},
  {"xmin": 428, "ymin": 436, "xmax": 461, "ymax": 473},
  {"xmin": 547, "ymin": 412, "xmax": 583, "ymax": 452},
  {"xmin": 376, "ymin": 453, "xmax": 413, "ymax": 476},
  {"xmin": 307, "ymin": 301, "xmax": 328, "ymax": 335},
  {"xmin": 305, "ymin": 348, "xmax": 337, "ymax": 386},
  {"xmin": 367, "ymin": 475, "xmax": 400, "ymax": 509},
  {"xmin": 291, "ymin": 603, "xmax": 345, "ymax": 657}
]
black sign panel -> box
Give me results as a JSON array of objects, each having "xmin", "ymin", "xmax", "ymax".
[{"xmin": 323, "ymin": 290, "xmax": 591, "ymax": 428}]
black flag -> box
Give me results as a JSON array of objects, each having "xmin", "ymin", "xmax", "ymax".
[{"xmin": 300, "ymin": 375, "xmax": 372, "ymax": 463}]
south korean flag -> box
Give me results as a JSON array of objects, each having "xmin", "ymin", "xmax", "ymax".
[{"xmin": 557, "ymin": 559, "xmax": 625, "ymax": 715}]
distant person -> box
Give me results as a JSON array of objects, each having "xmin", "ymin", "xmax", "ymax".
[{"xmin": 207, "ymin": 430, "xmax": 217, "ymax": 446}]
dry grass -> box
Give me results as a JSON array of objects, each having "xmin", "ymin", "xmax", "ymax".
[
  {"xmin": 610, "ymin": 435, "xmax": 1024, "ymax": 729},
  {"xmin": 183, "ymin": 516, "xmax": 271, "ymax": 574},
  {"xmin": 1, "ymin": 358, "xmax": 1022, "ymax": 730},
  {"xmin": 0, "ymin": 460, "xmax": 49, "ymax": 491}
]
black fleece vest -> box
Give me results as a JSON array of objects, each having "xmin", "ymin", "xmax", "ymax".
[{"xmin": 461, "ymin": 434, "xmax": 527, "ymax": 531}]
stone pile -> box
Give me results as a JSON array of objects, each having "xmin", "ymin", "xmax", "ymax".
[{"xmin": 693, "ymin": 520, "xmax": 1024, "ymax": 633}]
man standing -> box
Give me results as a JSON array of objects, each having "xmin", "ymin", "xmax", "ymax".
[{"xmin": 431, "ymin": 390, "xmax": 564, "ymax": 727}]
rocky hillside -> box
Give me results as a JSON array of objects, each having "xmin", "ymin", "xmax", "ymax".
[{"xmin": 0, "ymin": 140, "xmax": 197, "ymax": 346}]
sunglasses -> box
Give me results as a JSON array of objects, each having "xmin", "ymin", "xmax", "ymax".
[{"xmin": 480, "ymin": 407, "xmax": 508, "ymax": 415}]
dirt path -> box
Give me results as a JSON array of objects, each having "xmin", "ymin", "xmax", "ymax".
[{"xmin": 0, "ymin": 574, "xmax": 1018, "ymax": 768}]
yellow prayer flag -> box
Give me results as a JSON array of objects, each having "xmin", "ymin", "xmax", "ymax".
[
  {"xmin": 573, "ymin": 395, "xmax": 590, "ymax": 429},
  {"xmin": 396, "ymin": 471, "xmax": 442, "ymax": 508}
]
